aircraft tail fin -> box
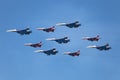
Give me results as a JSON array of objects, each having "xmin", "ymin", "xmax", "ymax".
[
  {"xmin": 97, "ymin": 35, "xmax": 99, "ymax": 37},
  {"xmin": 77, "ymin": 50, "xmax": 80, "ymax": 53},
  {"xmin": 52, "ymin": 26, "xmax": 55, "ymax": 28},
  {"xmin": 39, "ymin": 42, "xmax": 42, "ymax": 43},
  {"xmin": 105, "ymin": 43, "xmax": 109, "ymax": 46}
]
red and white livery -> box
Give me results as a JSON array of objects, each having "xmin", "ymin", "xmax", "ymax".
[
  {"xmin": 82, "ymin": 35, "xmax": 100, "ymax": 41},
  {"xmin": 24, "ymin": 42, "xmax": 42, "ymax": 48},
  {"xmin": 64, "ymin": 50, "xmax": 80, "ymax": 57},
  {"xmin": 36, "ymin": 26, "xmax": 55, "ymax": 32}
]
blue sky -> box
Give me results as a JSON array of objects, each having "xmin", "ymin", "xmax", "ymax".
[{"xmin": 0, "ymin": 0, "xmax": 120, "ymax": 80}]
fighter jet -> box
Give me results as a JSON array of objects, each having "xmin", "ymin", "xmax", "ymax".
[
  {"xmin": 36, "ymin": 26, "xmax": 55, "ymax": 32},
  {"xmin": 34, "ymin": 48, "xmax": 58, "ymax": 55},
  {"xmin": 64, "ymin": 50, "xmax": 80, "ymax": 57},
  {"xmin": 46, "ymin": 37, "xmax": 70, "ymax": 44},
  {"xmin": 56, "ymin": 21, "xmax": 81, "ymax": 28},
  {"xmin": 24, "ymin": 42, "xmax": 42, "ymax": 48},
  {"xmin": 6, "ymin": 27, "xmax": 32, "ymax": 35},
  {"xmin": 87, "ymin": 43, "xmax": 111, "ymax": 51},
  {"xmin": 82, "ymin": 35, "xmax": 100, "ymax": 41}
]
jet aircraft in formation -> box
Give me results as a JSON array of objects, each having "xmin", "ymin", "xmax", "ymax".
[
  {"xmin": 34, "ymin": 48, "xmax": 58, "ymax": 55},
  {"xmin": 46, "ymin": 37, "xmax": 70, "ymax": 44},
  {"xmin": 56, "ymin": 21, "xmax": 81, "ymax": 28},
  {"xmin": 6, "ymin": 21, "xmax": 111, "ymax": 57},
  {"xmin": 6, "ymin": 27, "xmax": 32, "ymax": 35},
  {"xmin": 82, "ymin": 35, "xmax": 100, "ymax": 41},
  {"xmin": 24, "ymin": 42, "xmax": 42, "ymax": 48},
  {"xmin": 64, "ymin": 50, "xmax": 80, "ymax": 57},
  {"xmin": 36, "ymin": 26, "xmax": 55, "ymax": 32},
  {"xmin": 87, "ymin": 43, "xmax": 111, "ymax": 51}
]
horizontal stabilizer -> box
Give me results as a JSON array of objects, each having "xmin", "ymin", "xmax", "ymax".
[
  {"xmin": 6, "ymin": 29, "xmax": 17, "ymax": 32},
  {"xmin": 56, "ymin": 23, "xmax": 67, "ymax": 26}
]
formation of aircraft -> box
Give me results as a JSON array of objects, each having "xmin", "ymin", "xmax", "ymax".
[
  {"xmin": 46, "ymin": 37, "xmax": 70, "ymax": 44},
  {"xmin": 87, "ymin": 43, "xmax": 111, "ymax": 51},
  {"xmin": 82, "ymin": 35, "xmax": 100, "ymax": 41},
  {"xmin": 64, "ymin": 50, "xmax": 80, "ymax": 57},
  {"xmin": 34, "ymin": 48, "xmax": 58, "ymax": 55},
  {"xmin": 56, "ymin": 21, "xmax": 81, "ymax": 28},
  {"xmin": 6, "ymin": 27, "xmax": 32, "ymax": 35},
  {"xmin": 24, "ymin": 42, "xmax": 42, "ymax": 48},
  {"xmin": 6, "ymin": 21, "xmax": 111, "ymax": 57},
  {"xmin": 36, "ymin": 26, "xmax": 55, "ymax": 32}
]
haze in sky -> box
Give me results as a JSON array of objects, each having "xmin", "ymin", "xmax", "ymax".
[{"xmin": 0, "ymin": 0, "xmax": 120, "ymax": 80}]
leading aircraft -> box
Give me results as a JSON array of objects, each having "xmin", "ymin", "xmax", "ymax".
[
  {"xmin": 24, "ymin": 42, "xmax": 42, "ymax": 48},
  {"xmin": 46, "ymin": 37, "xmax": 70, "ymax": 44},
  {"xmin": 82, "ymin": 35, "xmax": 100, "ymax": 41},
  {"xmin": 34, "ymin": 48, "xmax": 58, "ymax": 55},
  {"xmin": 36, "ymin": 26, "xmax": 55, "ymax": 32},
  {"xmin": 64, "ymin": 50, "xmax": 80, "ymax": 57},
  {"xmin": 56, "ymin": 21, "xmax": 81, "ymax": 28},
  {"xmin": 6, "ymin": 27, "xmax": 32, "ymax": 35},
  {"xmin": 87, "ymin": 43, "xmax": 111, "ymax": 51}
]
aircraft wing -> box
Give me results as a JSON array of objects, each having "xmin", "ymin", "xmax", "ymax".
[
  {"xmin": 6, "ymin": 29, "xmax": 17, "ymax": 32},
  {"xmin": 46, "ymin": 38, "xmax": 56, "ymax": 41},
  {"xmin": 87, "ymin": 45, "xmax": 97, "ymax": 48},
  {"xmin": 34, "ymin": 50, "xmax": 44, "ymax": 53},
  {"xmin": 56, "ymin": 23, "xmax": 67, "ymax": 26}
]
